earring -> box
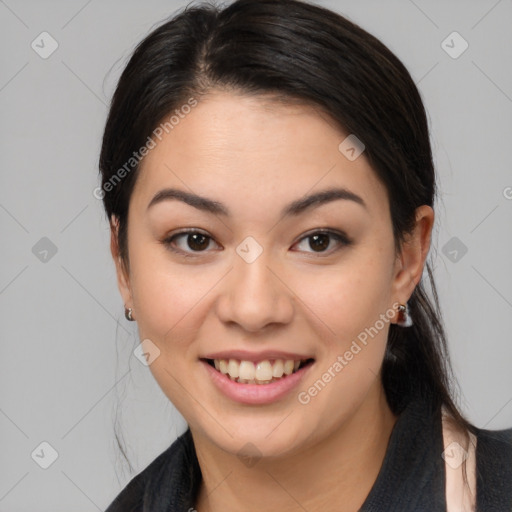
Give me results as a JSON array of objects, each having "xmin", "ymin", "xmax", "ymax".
[
  {"xmin": 124, "ymin": 307, "xmax": 135, "ymax": 321},
  {"xmin": 396, "ymin": 303, "xmax": 413, "ymax": 327}
]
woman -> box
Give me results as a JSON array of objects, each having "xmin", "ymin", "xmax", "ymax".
[{"xmin": 100, "ymin": 0, "xmax": 512, "ymax": 510}]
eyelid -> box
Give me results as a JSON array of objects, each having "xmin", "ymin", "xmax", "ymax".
[
  {"xmin": 162, "ymin": 227, "xmax": 351, "ymax": 257},
  {"xmin": 162, "ymin": 228, "xmax": 221, "ymax": 258},
  {"xmin": 291, "ymin": 228, "xmax": 352, "ymax": 254}
]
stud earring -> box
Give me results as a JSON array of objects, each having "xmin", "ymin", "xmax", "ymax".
[
  {"xmin": 396, "ymin": 302, "xmax": 413, "ymax": 327},
  {"xmin": 124, "ymin": 307, "xmax": 135, "ymax": 321}
]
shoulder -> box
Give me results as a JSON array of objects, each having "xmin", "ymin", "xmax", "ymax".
[
  {"xmin": 441, "ymin": 408, "xmax": 512, "ymax": 510},
  {"xmin": 104, "ymin": 429, "xmax": 197, "ymax": 512},
  {"xmin": 474, "ymin": 425, "xmax": 512, "ymax": 509},
  {"xmin": 475, "ymin": 425, "xmax": 512, "ymax": 469}
]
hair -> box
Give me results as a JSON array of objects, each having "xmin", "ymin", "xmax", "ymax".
[{"xmin": 99, "ymin": 0, "xmax": 477, "ymax": 476}]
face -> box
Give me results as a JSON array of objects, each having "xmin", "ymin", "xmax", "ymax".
[{"xmin": 112, "ymin": 91, "xmax": 430, "ymax": 459}]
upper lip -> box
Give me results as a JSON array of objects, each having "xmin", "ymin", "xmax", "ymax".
[{"xmin": 201, "ymin": 350, "xmax": 314, "ymax": 362}]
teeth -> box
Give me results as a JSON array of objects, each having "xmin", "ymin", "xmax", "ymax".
[
  {"xmin": 227, "ymin": 359, "xmax": 239, "ymax": 378},
  {"xmin": 272, "ymin": 360, "xmax": 284, "ymax": 378},
  {"xmin": 239, "ymin": 361, "xmax": 255, "ymax": 381},
  {"xmin": 283, "ymin": 360, "xmax": 294, "ymax": 375},
  {"xmin": 212, "ymin": 358, "xmax": 309, "ymax": 384},
  {"xmin": 255, "ymin": 360, "xmax": 273, "ymax": 382}
]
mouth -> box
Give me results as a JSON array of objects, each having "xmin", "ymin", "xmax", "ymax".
[{"xmin": 201, "ymin": 357, "xmax": 315, "ymax": 385}]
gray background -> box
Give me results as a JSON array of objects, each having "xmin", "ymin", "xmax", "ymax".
[{"xmin": 1, "ymin": 0, "xmax": 511, "ymax": 510}]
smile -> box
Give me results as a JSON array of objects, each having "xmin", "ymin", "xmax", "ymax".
[
  {"xmin": 205, "ymin": 358, "xmax": 315, "ymax": 384},
  {"xmin": 200, "ymin": 355, "xmax": 315, "ymax": 405}
]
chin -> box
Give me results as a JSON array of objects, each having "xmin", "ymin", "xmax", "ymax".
[{"xmin": 189, "ymin": 405, "xmax": 322, "ymax": 462}]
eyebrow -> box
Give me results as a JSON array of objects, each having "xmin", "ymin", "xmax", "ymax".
[{"xmin": 147, "ymin": 186, "xmax": 367, "ymax": 218}]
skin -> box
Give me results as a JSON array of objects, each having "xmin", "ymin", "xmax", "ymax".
[{"xmin": 111, "ymin": 90, "xmax": 434, "ymax": 511}]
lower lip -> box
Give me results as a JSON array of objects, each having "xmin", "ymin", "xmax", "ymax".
[{"xmin": 201, "ymin": 360, "xmax": 313, "ymax": 405}]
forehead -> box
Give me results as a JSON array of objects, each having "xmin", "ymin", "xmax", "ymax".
[{"xmin": 132, "ymin": 91, "xmax": 388, "ymax": 217}]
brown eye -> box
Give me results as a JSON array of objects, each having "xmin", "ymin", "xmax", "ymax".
[
  {"xmin": 186, "ymin": 233, "xmax": 210, "ymax": 251},
  {"xmin": 308, "ymin": 233, "xmax": 330, "ymax": 252},
  {"xmin": 293, "ymin": 230, "xmax": 351, "ymax": 255},
  {"xmin": 163, "ymin": 230, "xmax": 219, "ymax": 256}
]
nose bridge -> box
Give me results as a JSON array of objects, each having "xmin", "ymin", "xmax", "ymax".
[{"xmin": 217, "ymin": 241, "xmax": 294, "ymax": 331}]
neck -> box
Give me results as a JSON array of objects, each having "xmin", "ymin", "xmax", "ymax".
[{"xmin": 193, "ymin": 382, "xmax": 397, "ymax": 512}]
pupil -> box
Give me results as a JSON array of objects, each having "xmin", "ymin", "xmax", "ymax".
[
  {"xmin": 310, "ymin": 234, "xmax": 329, "ymax": 252},
  {"xmin": 188, "ymin": 233, "xmax": 209, "ymax": 251}
]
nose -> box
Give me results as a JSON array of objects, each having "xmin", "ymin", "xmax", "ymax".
[{"xmin": 215, "ymin": 249, "xmax": 294, "ymax": 333}]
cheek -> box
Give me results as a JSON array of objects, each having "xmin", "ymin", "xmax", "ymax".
[
  {"xmin": 127, "ymin": 257, "xmax": 213, "ymax": 411},
  {"xmin": 296, "ymin": 271, "xmax": 393, "ymax": 426},
  {"xmin": 293, "ymin": 251, "xmax": 395, "ymax": 348},
  {"xmin": 292, "ymin": 249, "xmax": 395, "ymax": 415},
  {"xmin": 128, "ymin": 245, "xmax": 209, "ymax": 349}
]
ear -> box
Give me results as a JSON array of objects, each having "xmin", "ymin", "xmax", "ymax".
[
  {"xmin": 110, "ymin": 215, "xmax": 133, "ymax": 309},
  {"xmin": 391, "ymin": 205, "xmax": 434, "ymax": 305}
]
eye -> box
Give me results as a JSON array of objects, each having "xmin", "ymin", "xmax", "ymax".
[
  {"xmin": 162, "ymin": 228, "xmax": 351, "ymax": 258},
  {"xmin": 163, "ymin": 229, "xmax": 220, "ymax": 256},
  {"xmin": 292, "ymin": 229, "xmax": 351, "ymax": 254}
]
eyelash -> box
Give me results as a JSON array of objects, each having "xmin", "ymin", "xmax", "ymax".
[{"xmin": 161, "ymin": 228, "xmax": 352, "ymax": 258}]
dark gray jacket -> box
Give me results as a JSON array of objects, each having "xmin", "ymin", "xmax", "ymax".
[{"xmin": 105, "ymin": 393, "xmax": 512, "ymax": 511}]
